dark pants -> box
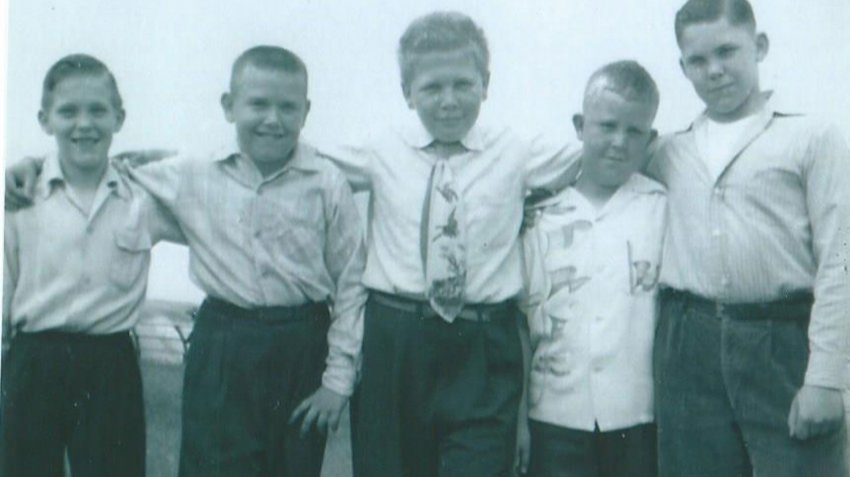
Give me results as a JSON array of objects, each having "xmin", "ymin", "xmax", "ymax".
[
  {"xmin": 179, "ymin": 298, "xmax": 330, "ymax": 477},
  {"xmin": 0, "ymin": 331, "xmax": 145, "ymax": 477},
  {"xmin": 528, "ymin": 420, "xmax": 657, "ymax": 477},
  {"xmin": 654, "ymin": 289, "xmax": 847, "ymax": 477},
  {"xmin": 353, "ymin": 292, "xmax": 523, "ymax": 477}
]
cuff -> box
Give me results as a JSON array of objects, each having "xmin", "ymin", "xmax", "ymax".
[{"xmin": 804, "ymin": 350, "xmax": 849, "ymax": 390}]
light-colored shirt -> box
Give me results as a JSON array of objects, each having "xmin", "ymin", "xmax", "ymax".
[
  {"xmin": 522, "ymin": 173, "xmax": 667, "ymax": 431},
  {"xmin": 3, "ymin": 155, "xmax": 184, "ymax": 336},
  {"xmin": 129, "ymin": 143, "xmax": 368, "ymax": 396},
  {"xmin": 319, "ymin": 120, "xmax": 581, "ymax": 303},
  {"xmin": 647, "ymin": 93, "xmax": 850, "ymax": 389}
]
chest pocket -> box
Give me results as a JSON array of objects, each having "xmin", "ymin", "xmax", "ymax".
[{"xmin": 111, "ymin": 229, "xmax": 152, "ymax": 290}]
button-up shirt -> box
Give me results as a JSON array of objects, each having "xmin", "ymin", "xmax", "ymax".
[
  {"xmin": 129, "ymin": 143, "xmax": 368, "ymax": 395},
  {"xmin": 319, "ymin": 120, "xmax": 582, "ymax": 303},
  {"xmin": 3, "ymin": 155, "xmax": 184, "ymax": 336},
  {"xmin": 522, "ymin": 173, "xmax": 667, "ymax": 431},
  {"xmin": 647, "ymin": 93, "xmax": 850, "ymax": 389}
]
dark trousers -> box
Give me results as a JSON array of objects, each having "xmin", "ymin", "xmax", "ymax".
[
  {"xmin": 179, "ymin": 298, "xmax": 330, "ymax": 477},
  {"xmin": 654, "ymin": 289, "xmax": 847, "ymax": 477},
  {"xmin": 0, "ymin": 331, "xmax": 145, "ymax": 477},
  {"xmin": 353, "ymin": 292, "xmax": 523, "ymax": 477},
  {"xmin": 528, "ymin": 420, "xmax": 657, "ymax": 477}
]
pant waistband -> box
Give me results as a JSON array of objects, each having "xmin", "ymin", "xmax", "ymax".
[
  {"xmin": 661, "ymin": 287, "xmax": 813, "ymax": 321},
  {"xmin": 369, "ymin": 290, "xmax": 515, "ymax": 323},
  {"xmin": 14, "ymin": 330, "xmax": 133, "ymax": 345},
  {"xmin": 200, "ymin": 297, "xmax": 329, "ymax": 323}
]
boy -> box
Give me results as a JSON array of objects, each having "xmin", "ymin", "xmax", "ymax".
[
  {"xmin": 650, "ymin": 1, "xmax": 850, "ymax": 475},
  {"xmin": 521, "ymin": 60, "xmax": 664, "ymax": 477},
  {"xmin": 319, "ymin": 11, "xmax": 581, "ymax": 477},
  {"xmin": 6, "ymin": 46, "xmax": 368, "ymax": 477},
  {"xmin": 2, "ymin": 54, "xmax": 184, "ymax": 477}
]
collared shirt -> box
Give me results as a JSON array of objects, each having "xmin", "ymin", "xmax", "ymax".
[
  {"xmin": 3, "ymin": 155, "xmax": 184, "ymax": 336},
  {"xmin": 129, "ymin": 143, "xmax": 368, "ymax": 396},
  {"xmin": 522, "ymin": 173, "xmax": 667, "ymax": 431},
  {"xmin": 647, "ymin": 93, "xmax": 850, "ymax": 389},
  {"xmin": 319, "ymin": 120, "xmax": 582, "ymax": 303}
]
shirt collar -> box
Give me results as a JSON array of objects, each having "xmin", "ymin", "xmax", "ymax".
[
  {"xmin": 690, "ymin": 90, "xmax": 802, "ymax": 132},
  {"xmin": 39, "ymin": 154, "xmax": 128, "ymax": 200},
  {"xmin": 218, "ymin": 142, "xmax": 323, "ymax": 185},
  {"xmin": 401, "ymin": 119, "xmax": 486, "ymax": 152}
]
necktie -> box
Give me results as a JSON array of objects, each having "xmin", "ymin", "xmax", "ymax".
[{"xmin": 421, "ymin": 155, "xmax": 467, "ymax": 321}]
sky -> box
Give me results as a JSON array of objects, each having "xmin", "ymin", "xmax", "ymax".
[{"xmin": 2, "ymin": 0, "xmax": 849, "ymax": 302}]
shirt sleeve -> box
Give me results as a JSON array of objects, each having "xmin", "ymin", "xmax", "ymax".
[
  {"xmin": 3, "ymin": 212, "xmax": 19, "ymax": 350},
  {"xmin": 802, "ymin": 123, "xmax": 850, "ymax": 390},
  {"xmin": 320, "ymin": 172, "xmax": 369, "ymax": 396},
  {"xmin": 522, "ymin": 133, "xmax": 582, "ymax": 194},
  {"xmin": 128, "ymin": 156, "xmax": 188, "ymax": 212},
  {"xmin": 317, "ymin": 140, "xmax": 375, "ymax": 193},
  {"xmin": 143, "ymin": 193, "xmax": 187, "ymax": 246}
]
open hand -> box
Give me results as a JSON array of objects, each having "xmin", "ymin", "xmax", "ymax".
[{"xmin": 289, "ymin": 386, "xmax": 347, "ymax": 438}]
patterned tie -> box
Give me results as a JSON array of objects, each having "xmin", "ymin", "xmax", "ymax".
[{"xmin": 421, "ymin": 154, "xmax": 467, "ymax": 322}]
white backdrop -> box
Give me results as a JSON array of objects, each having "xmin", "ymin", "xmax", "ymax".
[{"xmin": 3, "ymin": 0, "xmax": 849, "ymax": 302}]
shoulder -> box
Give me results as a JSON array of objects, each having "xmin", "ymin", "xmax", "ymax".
[
  {"xmin": 301, "ymin": 143, "xmax": 355, "ymax": 192},
  {"xmin": 627, "ymin": 173, "xmax": 667, "ymax": 196}
]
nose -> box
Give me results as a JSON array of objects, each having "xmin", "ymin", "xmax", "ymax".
[
  {"xmin": 75, "ymin": 112, "xmax": 94, "ymax": 129},
  {"xmin": 263, "ymin": 107, "xmax": 285, "ymax": 127},
  {"xmin": 706, "ymin": 58, "xmax": 724, "ymax": 80},
  {"xmin": 611, "ymin": 129, "xmax": 628, "ymax": 149},
  {"xmin": 439, "ymin": 87, "xmax": 459, "ymax": 109}
]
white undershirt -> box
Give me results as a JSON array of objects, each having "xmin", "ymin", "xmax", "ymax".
[{"xmin": 695, "ymin": 114, "xmax": 762, "ymax": 180}]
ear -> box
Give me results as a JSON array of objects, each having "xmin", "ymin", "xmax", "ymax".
[
  {"xmin": 220, "ymin": 92, "xmax": 235, "ymax": 123},
  {"xmin": 402, "ymin": 83, "xmax": 416, "ymax": 110},
  {"xmin": 755, "ymin": 32, "xmax": 769, "ymax": 62},
  {"xmin": 572, "ymin": 114, "xmax": 585, "ymax": 140},
  {"xmin": 114, "ymin": 108, "xmax": 127, "ymax": 133},
  {"xmin": 38, "ymin": 110, "xmax": 53, "ymax": 135},
  {"xmin": 480, "ymin": 71, "xmax": 491, "ymax": 101},
  {"xmin": 301, "ymin": 99, "xmax": 312, "ymax": 127},
  {"xmin": 678, "ymin": 57, "xmax": 687, "ymax": 77},
  {"xmin": 648, "ymin": 129, "xmax": 658, "ymax": 144}
]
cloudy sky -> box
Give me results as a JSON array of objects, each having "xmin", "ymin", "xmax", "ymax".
[{"xmin": 4, "ymin": 0, "xmax": 849, "ymax": 301}]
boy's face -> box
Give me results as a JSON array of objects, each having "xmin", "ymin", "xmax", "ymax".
[
  {"xmin": 222, "ymin": 65, "xmax": 310, "ymax": 171},
  {"xmin": 678, "ymin": 17, "xmax": 768, "ymax": 122},
  {"xmin": 574, "ymin": 89, "xmax": 656, "ymax": 188},
  {"xmin": 403, "ymin": 48, "xmax": 489, "ymax": 143},
  {"xmin": 38, "ymin": 74, "xmax": 125, "ymax": 172}
]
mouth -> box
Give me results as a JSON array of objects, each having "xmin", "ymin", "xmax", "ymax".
[
  {"xmin": 709, "ymin": 84, "xmax": 734, "ymax": 94},
  {"xmin": 603, "ymin": 155, "xmax": 628, "ymax": 163},
  {"xmin": 71, "ymin": 137, "xmax": 100, "ymax": 147},
  {"xmin": 255, "ymin": 131, "xmax": 286, "ymax": 139}
]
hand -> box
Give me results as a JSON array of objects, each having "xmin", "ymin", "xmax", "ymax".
[
  {"xmin": 5, "ymin": 157, "xmax": 44, "ymax": 211},
  {"xmin": 787, "ymin": 384, "xmax": 845, "ymax": 440},
  {"xmin": 514, "ymin": 415, "xmax": 531, "ymax": 475},
  {"xmin": 112, "ymin": 149, "xmax": 178, "ymax": 172},
  {"xmin": 289, "ymin": 386, "xmax": 347, "ymax": 438}
]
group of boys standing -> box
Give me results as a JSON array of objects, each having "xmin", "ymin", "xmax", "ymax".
[{"xmin": 2, "ymin": 0, "xmax": 848, "ymax": 476}]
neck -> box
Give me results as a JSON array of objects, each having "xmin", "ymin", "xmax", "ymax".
[
  {"xmin": 575, "ymin": 174, "xmax": 618, "ymax": 209},
  {"xmin": 427, "ymin": 141, "xmax": 467, "ymax": 159},
  {"xmin": 59, "ymin": 158, "xmax": 108, "ymax": 192},
  {"xmin": 709, "ymin": 89, "xmax": 768, "ymax": 123}
]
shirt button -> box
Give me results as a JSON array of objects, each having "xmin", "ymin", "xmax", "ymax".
[
  {"xmin": 595, "ymin": 316, "xmax": 603, "ymax": 322},
  {"xmin": 254, "ymin": 230, "xmax": 261, "ymax": 239},
  {"xmin": 594, "ymin": 365, "xmax": 603, "ymax": 373},
  {"xmin": 713, "ymin": 186, "xmax": 723, "ymax": 195},
  {"xmin": 721, "ymin": 276, "xmax": 730, "ymax": 287}
]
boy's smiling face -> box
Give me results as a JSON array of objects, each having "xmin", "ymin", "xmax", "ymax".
[
  {"xmin": 574, "ymin": 89, "xmax": 656, "ymax": 189},
  {"xmin": 678, "ymin": 17, "xmax": 768, "ymax": 122},
  {"xmin": 403, "ymin": 48, "xmax": 488, "ymax": 143},
  {"xmin": 222, "ymin": 65, "xmax": 310, "ymax": 175},
  {"xmin": 38, "ymin": 74, "xmax": 125, "ymax": 173}
]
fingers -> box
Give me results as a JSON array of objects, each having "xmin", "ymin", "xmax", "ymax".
[
  {"xmin": 289, "ymin": 398, "xmax": 311, "ymax": 426},
  {"xmin": 787, "ymin": 394, "xmax": 800, "ymax": 438},
  {"xmin": 299, "ymin": 406, "xmax": 319, "ymax": 437},
  {"xmin": 328, "ymin": 407, "xmax": 342, "ymax": 432}
]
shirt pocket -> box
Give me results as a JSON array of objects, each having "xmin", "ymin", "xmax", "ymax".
[{"xmin": 111, "ymin": 229, "xmax": 152, "ymax": 290}]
